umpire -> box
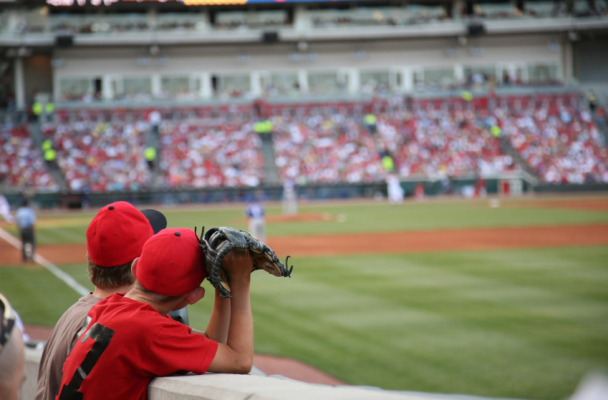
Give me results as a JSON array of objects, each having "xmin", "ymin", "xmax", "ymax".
[{"xmin": 15, "ymin": 199, "xmax": 36, "ymax": 263}]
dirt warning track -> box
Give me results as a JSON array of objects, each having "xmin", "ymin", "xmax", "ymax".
[{"xmin": 2, "ymin": 223, "xmax": 607, "ymax": 266}]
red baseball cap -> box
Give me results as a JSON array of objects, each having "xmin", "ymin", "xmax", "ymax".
[
  {"xmin": 87, "ymin": 202, "xmax": 155, "ymax": 267},
  {"xmin": 136, "ymin": 228, "xmax": 206, "ymax": 296}
]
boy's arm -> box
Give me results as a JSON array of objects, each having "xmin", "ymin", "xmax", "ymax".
[
  {"xmin": 201, "ymin": 290, "xmax": 230, "ymax": 344},
  {"xmin": 207, "ymin": 251, "xmax": 254, "ymax": 374}
]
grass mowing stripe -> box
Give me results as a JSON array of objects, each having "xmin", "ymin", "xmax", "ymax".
[
  {"xmin": 242, "ymin": 246, "xmax": 608, "ymax": 400},
  {"xmin": 328, "ymin": 250, "xmax": 608, "ymax": 363},
  {"xmin": 0, "ymin": 265, "xmax": 83, "ymax": 326}
]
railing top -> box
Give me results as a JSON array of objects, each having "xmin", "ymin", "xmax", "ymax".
[{"xmin": 42, "ymin": 86, "xmax": 583, "ymax": 111}]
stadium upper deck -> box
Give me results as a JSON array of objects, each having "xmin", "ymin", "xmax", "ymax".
[
  {"xmin": 1, "ymin": 0, "xmax": 607, "ymax": 110},
  {"xmin": 2, "ymin": 0, "xmax": 607, "ymax": 44}
]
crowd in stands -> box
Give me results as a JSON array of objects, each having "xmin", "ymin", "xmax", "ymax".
[
  {"xmin": 379, "ymin": 108, "xmax": 517, "ymax": 180},
  {"xmin": 1, "ymin": 93, "xmax": 607, "ymax": 192},
  {"xmin": 158, "ymin": 118, "xmax": 264, "ymax": 188},
  {"xmin": 498, "ymin": 103, "xmax": 608, "ymax": 184},
  {"xmin": 270, "ymin": 105, "xmax": 516, "ymax": 185},
  {"xmin": 42, "ymin": 119, "xmax": 150, "ymax": 191},
  {"xmin": 0, "ymin": 122, "xmax": 57, "ymax": 191},
  {"xmin": 271, "ymin": 111, "xmax": 384, "ymax": 184}
]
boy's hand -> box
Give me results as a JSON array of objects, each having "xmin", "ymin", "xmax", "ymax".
[
  {"xmin": 201, "ymin": 227, "xmax": 293, "ymax": 298},
  {"xmin": 222, "ymin": 250, "xmax": 254, "ymax": 282}
]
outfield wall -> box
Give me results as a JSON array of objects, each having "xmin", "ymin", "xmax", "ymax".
[
  {"xmin": 6, "ymin": 179, "xmax": 608, "ymax": 210},
  {"xmin": 20, "ymin": 348, "xmax": 461, "ymax": 400},
  {"xmin": 3, "ymin": 177, "xmax": 520, "ymax": 209}
]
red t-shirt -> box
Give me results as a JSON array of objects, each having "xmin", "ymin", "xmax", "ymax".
[{"xmin": 56, "ymin": 293, "xmax": 218, "ymax": 400}]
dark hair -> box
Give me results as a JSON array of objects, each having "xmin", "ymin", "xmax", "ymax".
[
  {"xmin": 87, "ymin": 254, "xmax": 135, "ymax": 288},
  {"xmin": 135, "ymin": 281, "xmax": 184, "ymax": 304}
]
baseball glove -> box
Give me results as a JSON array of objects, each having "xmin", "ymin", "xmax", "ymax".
[{"xmin": 195, "ymin": 227, "xmax": 293, "ymax": 298}]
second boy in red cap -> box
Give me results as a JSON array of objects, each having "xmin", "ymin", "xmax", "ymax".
[
  {"xmin": 36, "ymin": 202, "xmax": 168, "ymax": 400},
  {"xmin": 56, "ymin": 228, "xmax": 254, "ymax": 400}
]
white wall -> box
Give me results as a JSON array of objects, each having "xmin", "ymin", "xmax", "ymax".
[{"xmin": 53, "ymin": 34, "xmax": 563, "ymax": 78}]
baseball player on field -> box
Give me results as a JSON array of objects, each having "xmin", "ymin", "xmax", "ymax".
[
  {"xmin": 245, "ymin": 199, "xmax": 266, "ymax": 242},
  {"xmin": 55, "ymin": 228, "xmax": 256, "ymax": 400},
  {"xmin": 35, "ymin": 202, "xmax": 168, "ymax": 400},
  {"xmin": 0, "ymin": 192, "xmax": 14, "ymax": 223}
]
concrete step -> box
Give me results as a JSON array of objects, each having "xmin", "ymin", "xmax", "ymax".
[
  {"xmin": 500, "ymin": 136, "xmax": 541, "ymax": 184},
  {"xmin": 260, "ymin": 135, "xmax": 281, "ymax": 186}
]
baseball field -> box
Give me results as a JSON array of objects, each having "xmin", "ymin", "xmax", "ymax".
[{"xmin": 1, "ymin": 194, "xmax": 608, "ymax": 400}]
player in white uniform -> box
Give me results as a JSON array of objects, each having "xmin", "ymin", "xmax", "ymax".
[
  {"xmin": 245, "ymin": 201, "xmax": 266, "ymax": 242},
  {"xmin": 282, "ymin": 178, "xmax": 297, "ymax": 216},
  {"xmin": 386, "ymin": 174, "xmax": 404, "ymax": 205},
  {"xmin": 0, "ymin": 192, "xmax": 14, "ymax": 223}
]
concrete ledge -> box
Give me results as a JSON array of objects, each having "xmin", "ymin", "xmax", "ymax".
[
  {"xmin": 22, "ymin": 348, "xmax": 518, "ymax": 400},
  {"xmin": 22, "ymin": 348, "xmax": 44, "ymax": 400},
  {"xmin": 149, "ymin": 374, "xmax": 431, "ymax": 400}
]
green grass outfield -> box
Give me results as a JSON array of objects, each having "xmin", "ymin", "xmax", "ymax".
[{"xmin": 1, "ymin": 196, "xmax": 608, "ymax": 400}]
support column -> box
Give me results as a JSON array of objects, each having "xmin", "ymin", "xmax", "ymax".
[
  {"xmin": 151, "ymin": 74, "xmax": 161, "ymax": 98},
  {"xmin": 401, "ymin": 68, "xmax": 413, "ymax": 93},
  {"xmin": 454, "ymin": 64, "xmax": 465, "ymax": 85},
  {"xmin": 251, "ymin": 71, "xmax": 262, "ymax": 97},
  {"xmin": 200, "ymin": 72, "xmax": 212, "ymax": 99},
  {"xmin": 293, "ymin": 5, "xmax": 310, "ymax": 31},
  {"xmin": 452, "ymin": 0, "xmax": 464, "ymax": 19},
  {"xmin": 562, "ymin": 40, "xmax": 574, "ymax": 84},
  {"xmin": 297, "ymin": 69, "xmax": 308, "ymax": 93},
  {"xmin": 347, "ymin": 68, "xmax": 358, "ymax": 94},
  {"xmin": 102, "ymin": 75, "xmax": 114, "ymax": 101},
  {"xmin": 14, "ymin": 57, "xmax": 25, "ymax": 111}
]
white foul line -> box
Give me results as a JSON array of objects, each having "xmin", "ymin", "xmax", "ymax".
[{"xmin": 0, "ymin": 227, "xmax": 89, "ymax": 296}]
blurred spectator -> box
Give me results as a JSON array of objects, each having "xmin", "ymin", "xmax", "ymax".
[
  {"xmin": 0, "ymin": 293, "xmax": 26, "ymax": 400},
  {"xmin": 588, "ymin": 90, "xmax": 597, "ymax": 114}
]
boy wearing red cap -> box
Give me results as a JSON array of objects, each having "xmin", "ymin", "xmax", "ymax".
[
  {"xmin": 55, "ymin": 228, "xmax": 254, "ymax": 400},
  {"xmin": 36, "ymin": 202, "xmax": 169, "ymax": 400}
]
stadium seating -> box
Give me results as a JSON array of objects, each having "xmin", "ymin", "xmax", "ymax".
[
  {"xmin": 0, "ymin": 122, "xmax": 57, "ymax": 191},
  {"xmin": 158, "ymin": 118, "xmax": 264, "ymax": 188},
  {"xmin": 2, "ymin": 93, "xmax": 607, "ymax": 192},
  {"xmin": 499, "ymin": 100, "xmax": 608, "ymax": 183},
  {"xmin": 42, "ymin": 118, "xmax": 151, "ymax": 191},
  {"xmin": 380, "ymin": 107, "xmax": 517, "ymax": 179},
  {"xmin": 271, "ymin": 110, "xmax": 383, "ymax": 184}
]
